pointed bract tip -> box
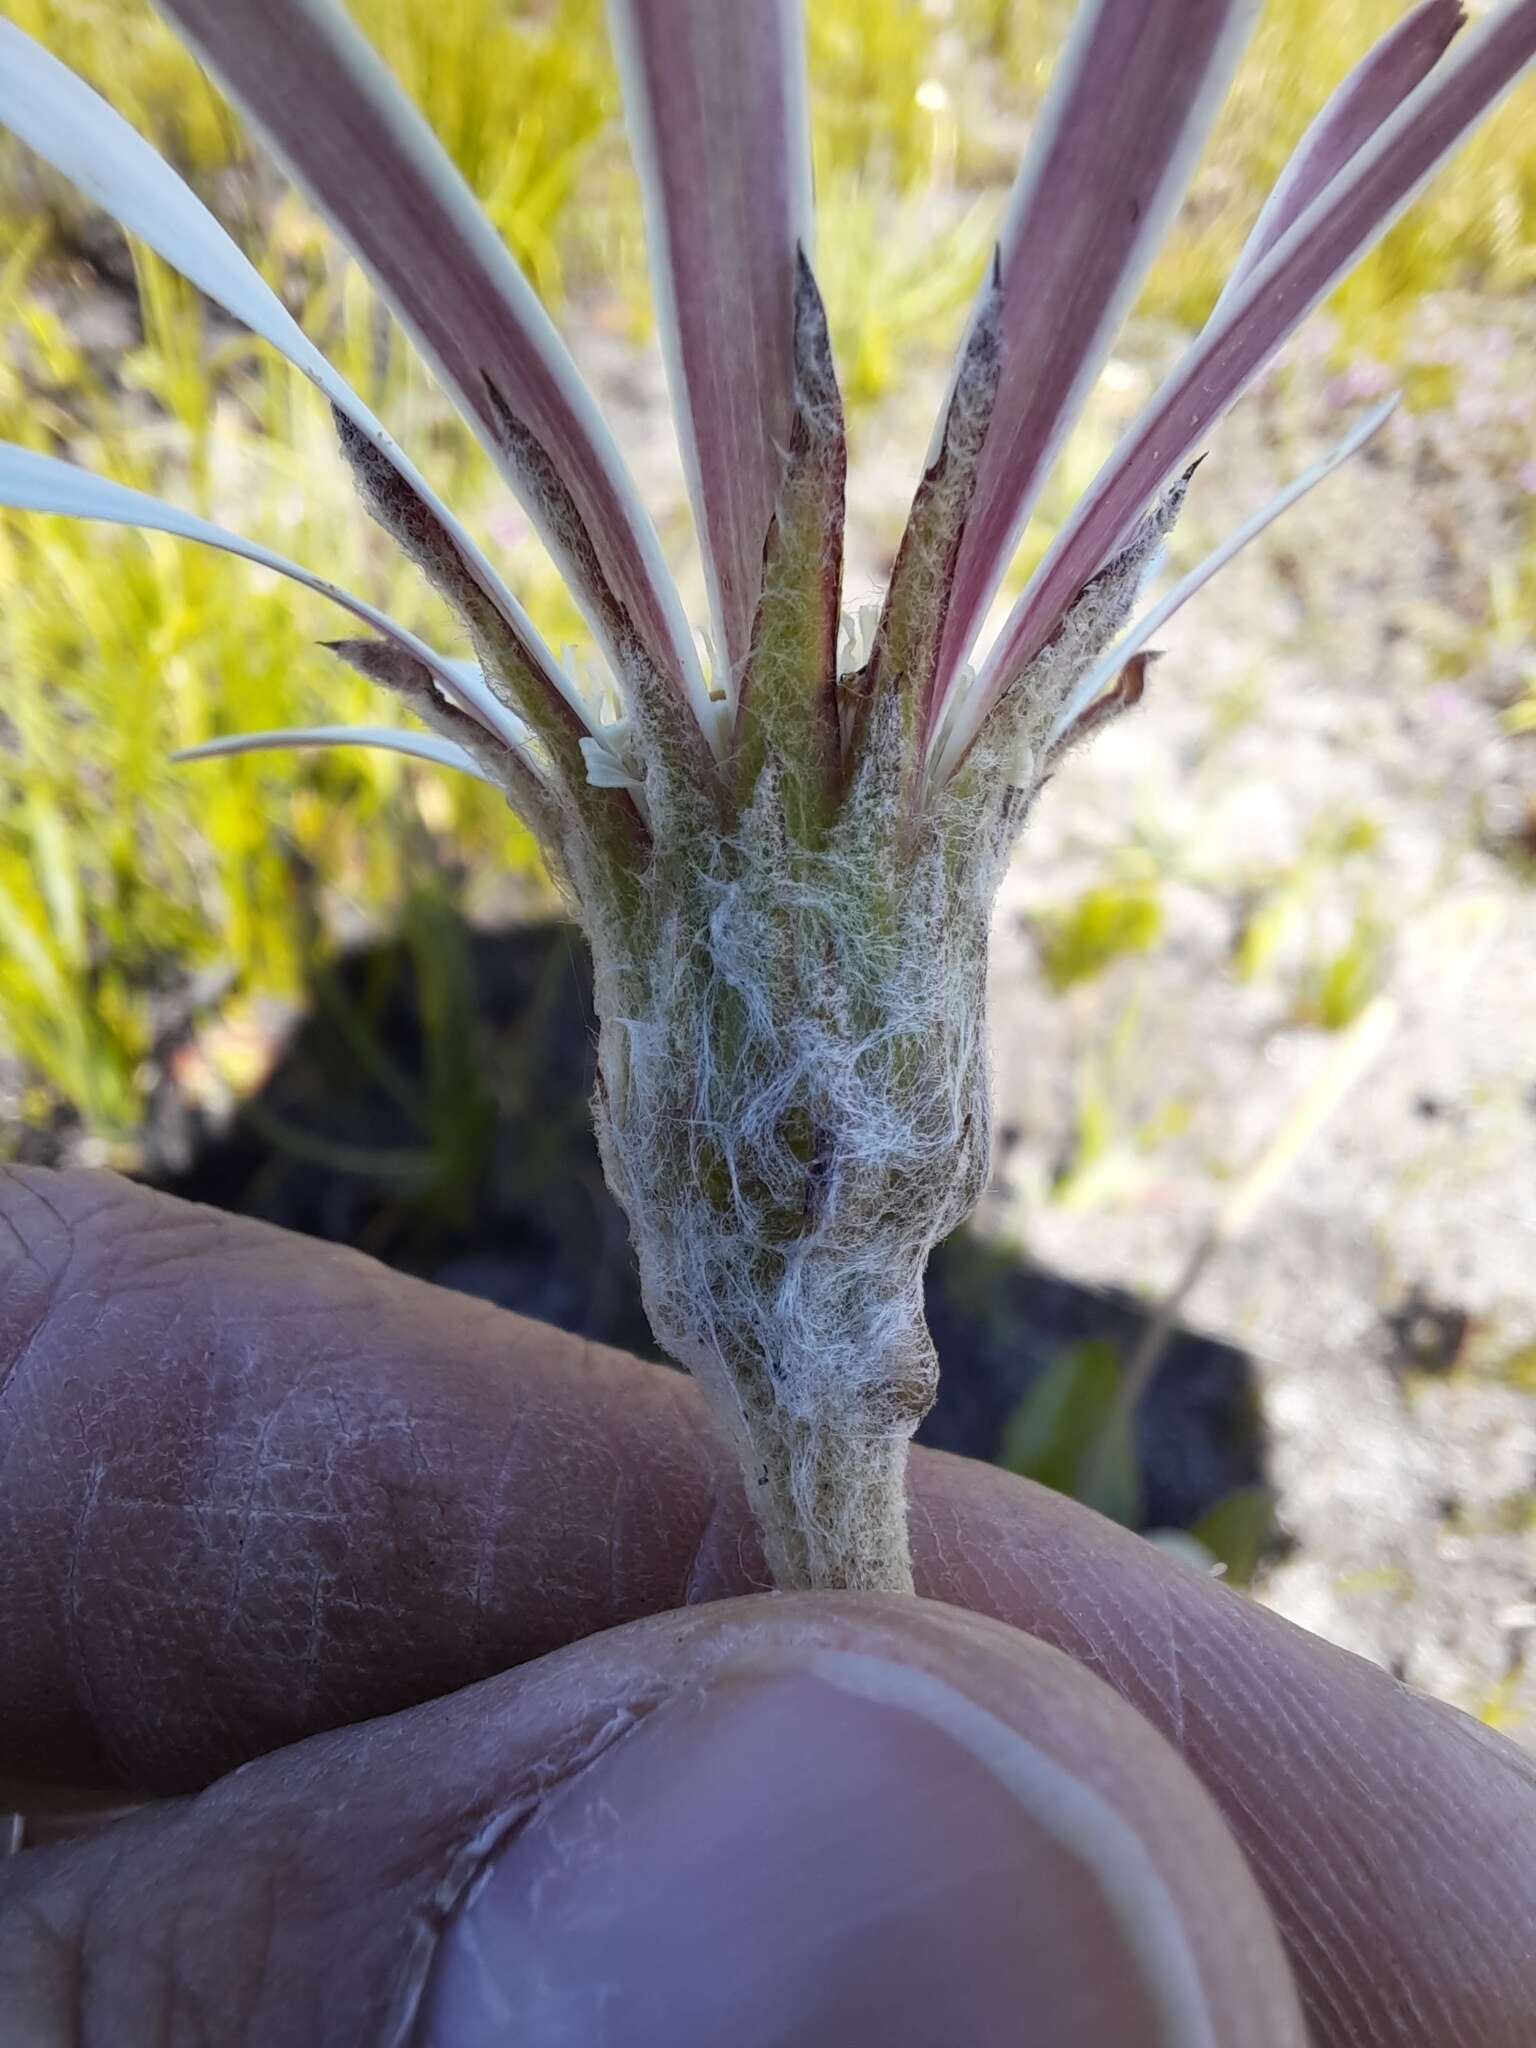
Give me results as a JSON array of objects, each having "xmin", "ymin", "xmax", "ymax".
[
  {"xmin": 791, "ymin": 247, "xmax": 840, "ymax": 422},
  {"xmin": 969, "ymin": 270, "xmax": 1005, "ymax": 369},
  {"xmin": 1047, "ymin": 646, "xmax": 1162, "ymax": 760},
  {"xmin": 330, "ymin": 403, "xmax": 370, "ymax": 463},
  {"xmin": 1120, "ymin": 647, "xmax": 1162, "ymax": 698},
  {"xmin": 321, "ymin": 634, "xmax": 430, "ymax": 693},
  {"xmin": 792, "ymin": 246, "xmax": 831, "ymax": 346}
]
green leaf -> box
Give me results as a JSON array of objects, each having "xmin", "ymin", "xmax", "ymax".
[
  {"xmin": 999, "ymin": 1337, "xmax": 1143, "ymax": 1526},
  {"xmin": 1296, "ymin": 910, "xmax": 1387, "ymax": 1031},
  {"xmin": 1190, "ymin": 1484, "xmax": 1277, "ymax": 1587},
  {"xmin": 1235, "ymin": 889, "xmax": 1300, "ymax": 982}
]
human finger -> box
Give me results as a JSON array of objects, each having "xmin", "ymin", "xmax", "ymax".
[
  {"xmin": 2, "ymin": 1165, "xmax": 1532, "ymax": 2047},
  {"xmin": 0, "ymin": 1593, "xmax": 1304, "ymax": 2048}
]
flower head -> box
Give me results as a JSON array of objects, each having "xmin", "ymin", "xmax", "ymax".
[{"xmin": 1, "ymin": 1, "xmax": 1529, "ymax": 846}]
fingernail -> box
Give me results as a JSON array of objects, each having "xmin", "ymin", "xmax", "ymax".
[{"xmin": 418, "ymin": 1659, "xmax": 1179, "ymax": 2047}]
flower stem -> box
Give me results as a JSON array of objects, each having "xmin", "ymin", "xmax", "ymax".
[{"xmin": 743, "ymin": 1408, "xmax": 917, "ymax": 1594}]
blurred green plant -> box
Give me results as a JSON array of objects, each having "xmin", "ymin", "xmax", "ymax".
[
  {"xmin": 1486, "ymin": 551, "xmax": 1536, "ymax": 736},
  {"xmin": 235, "ymin": 884, "xmax": 501, "ymax": 1240},
  {"xmin": 1294, "ymin": 907, "xmax": 1391, "ymax": 1032},
  {"xmin": 1500, "ymin": 1343, "xmax": 1536, "ymax": 1391},
  {"xmin": 1187, "ymin": 1484, "xmax": 1278, "ymax": 1587},
  {"xmin": 1036, "ymin": 876, "xmax": 1164, "ymax": 993},
  {"xmin": 1049, "ymin": 997, "xmax": 1193, "ymax": 1213},
  {"xmin": 998, "ymin": 1333, "xmax": 1277, "ymax": 1581},
  {"xmin": 1, "ymin": 0, "xmax": 613, "ymax": 299},
  {"xmin": 1234, "ymin": 812, "xmax": 1392, "ymax": 1031},
  {"xmin": 815, "ymin": 186, "xmax": 1002, "ymax": 412},
  {"xmin": 1000, "ymin": 1336, "xmax": 1142, "ymax": 1524}
]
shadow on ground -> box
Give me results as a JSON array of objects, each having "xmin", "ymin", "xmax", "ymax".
[{"xmin": 151, "ymin": 909, "xmax": 1266, "ymax": 1536}]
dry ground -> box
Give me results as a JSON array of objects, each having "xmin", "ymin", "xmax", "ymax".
[{"xmin": 973, "ymin": 306, "xmax": 1536, "ymax": 1737}]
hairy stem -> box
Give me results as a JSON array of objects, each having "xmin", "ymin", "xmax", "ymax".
[
  {"xmin": 741, "ymin": 1403, "xmax": 919, "ymax": 1594},
  {"xmin": 587, "ymin": 708, "xmax": 1000, "ymax": 1591}
]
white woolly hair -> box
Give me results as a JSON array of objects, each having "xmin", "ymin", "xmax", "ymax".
[{"xmin": 584, "ymin": 691, "xmax": 1001, "ymax": 1589}]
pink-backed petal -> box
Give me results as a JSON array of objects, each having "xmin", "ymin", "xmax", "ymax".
[
  {"xmin": 925, "ymin": 0, "xmax": 1261, "ymax": 730},
  {"xmin": 1217, "ymin": 0, "xmax": 1465, "ymax": 308},
  {"xmin": 154, "ymin": 0, "xmax": 707, "ymax": 726},
  {"xmin": 969, "ymin": 0, "xmax": 1536, "ymax": 745},
  {"xmin": 611, "ymin": 0, "xmax": 812, "ymax": 703}
]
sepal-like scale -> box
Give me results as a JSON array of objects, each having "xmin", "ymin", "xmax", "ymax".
[
  {"xmin": 848, "ymin": 258, "xmax": 1003, "ymax": 811},
  {"xmin": 732, "ymin": 253, "xmax": 847, "ymax": 850}
]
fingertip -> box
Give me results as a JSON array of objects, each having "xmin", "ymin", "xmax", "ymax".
[{"xmin": 418, "ymin": 1604, "xmax": 1306, "ymax": 2048}]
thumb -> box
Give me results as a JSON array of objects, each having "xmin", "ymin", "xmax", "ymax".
[{"xmin": 4, "ymin": 1595, "xmax": 1304, "ymax": 2048}]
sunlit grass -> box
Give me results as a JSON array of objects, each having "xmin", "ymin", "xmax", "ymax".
[{"xmin": 0, "ymin": 244, "xmax": 547, "ymax": 1145}]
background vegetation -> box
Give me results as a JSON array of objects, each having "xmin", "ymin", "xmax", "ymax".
[{"xmin": 0, "ymin": 0, "xmax": 1532, "ymax": 1159}]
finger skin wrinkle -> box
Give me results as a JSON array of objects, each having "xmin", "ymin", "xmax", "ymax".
[
  {"xmin": 1178, "ymin": 1630, "xmax": 1518, "ymax": 2043},
  {"xmin": 389, "ymin": 1705, "xmax": 663, "ymax": 2045},
  {"xmin": 466, "ymin": 1409, "xmax": 528, "ymax": 1661},
  {"xmin": 0, "ymin": 1177, "xmax": 74, "ymax": 1407},
  {"xmin": 0, "ymin": 1180, "xmax": 44, "ymax": 1263},
  {"xmin": 60, "ymin": 1461, "xmax": 114, "ymax": 1770},
  {"xmin": 1165, "ymin": 1607, "xmax": 1429, "ymax": 2036},
  {"xmin": 299, "ymin": 1563, "xmax": 331, "ymax": 1714},
  {"xmin": 0, "ymin": 1281, "xmax": 61, "ymax": 1404},
  {"xmin": 680, "ymin": 1469, "xmax": 726, "ymax": 1606},
  {"xmin": 0, "ymin": 1882, "xmax": 88, "ymax": 2047},
  {"xmin": 0, "ymin": 1822, "xmax": 147, "ymax": 2048},
  {"xmin": 1187, "ymin": 1722, "xmax": 1377, "ymax": 2041},
  {"xmin": 214, "ymin": 1404, "xmax": 284, "ymax": 1662},
  {"xmin": 103, "ymin": 1234, "xmax": 228, "ymax": 1298},
  {"xmin": 94, "ymin": 1197, "xmax": 235, "ymax": 1295},
  {"xmin": 14, "ymin": 1831, "xmax": 288, "ymax": 2048},
  {"xmin": 0, "ymin": 1164, "xmax": 77, "ymax": 1253},
  {"xmin": 1150, "ymin": 1580, "xmax": 1186, "ymax": 1755}
]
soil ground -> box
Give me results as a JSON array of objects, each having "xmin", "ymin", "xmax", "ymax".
[{"xmin": 968, "ymin": 307, "xmax": 1536, "ymax": 1737}]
